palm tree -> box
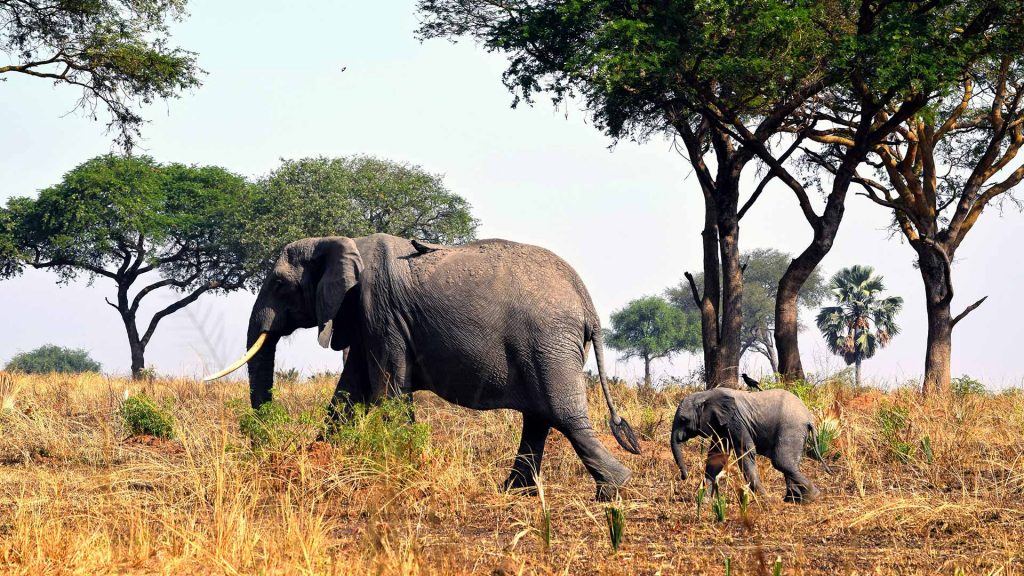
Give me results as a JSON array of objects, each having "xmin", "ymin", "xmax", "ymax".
[{"xmin": 816, "ymin": 266, "xmax": 903, "ymax": 386}]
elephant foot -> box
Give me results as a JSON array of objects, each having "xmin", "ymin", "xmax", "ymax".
[
  {"xmin": 783, "ymin": 484, "xmax": 819, "ymax": 504},
  {"xmin": 595, "ymin": 482, "xmax": 620, "ymax": 502},
  {"xmin": 594, "ymin": 465, "xmax": 631, "ymax": 501},
  {"xmin": 501, "ymin": 471, "xmax": 539, "ymax": 496}
]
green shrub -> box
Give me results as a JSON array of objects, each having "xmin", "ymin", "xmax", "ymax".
[
  {"xmin": 5, "ymin": 345, "xmax": 101, "ymax": 374},
  {"xmin": 876, "ymin": 404, "xmax": 914, "ymax": 463},
  {"xmin": 813, "ymin": 418, "xmax": 841, "ymax": 461},
  {"xmin": 120, "ymin": 393, "xmax": 175, "ymax": 439},
  {"xmin": 327, "ymin": 396, "xmax": 430, "ymax": 467},
  {"xmin": 951, "ymin": 375, "xmax": 986, "ymax": 397},
  {"xmin": 239, "ymin": 400, "xmax": 293, "ymax": 449}
]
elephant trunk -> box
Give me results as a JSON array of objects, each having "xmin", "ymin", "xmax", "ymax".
[
  {"xmin": 671, "ymin": 422, "xmax": 689, "ymax": 481},
  {"xmin": 246, "ymin": 323, "xmax": 279, "ymax": 408}
]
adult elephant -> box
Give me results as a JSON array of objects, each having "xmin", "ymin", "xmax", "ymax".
[{"xmin": 206, "ymin": 234, "xmax": 640, "ymax": 500}]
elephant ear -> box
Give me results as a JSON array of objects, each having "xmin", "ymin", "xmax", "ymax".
[
  {"xmin": 314, "ymin": 237, "xmax": 363, "ymax": 349},
  {"xmin": 696, "ymin": 392, "xmax": 737, "ymax": 431}
]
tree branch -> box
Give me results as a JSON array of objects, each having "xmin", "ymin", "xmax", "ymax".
[
  {"xmin": 140, "ymin": 283, "xmax": 214, "ymax": 348},
  {"xmin": 952, "ymin": 296, "xmax": 988, "ymax": 327},
  {"xmin": 684, "ymin": 271, "xmax": 702, "ymax": 307}
]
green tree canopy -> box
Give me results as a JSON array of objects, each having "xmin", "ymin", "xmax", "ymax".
[
  {"xmin": 417, "ymin": 0, "xmax": 1011, "ymax": 388},
  {"xmin": 244, "ymin": 156, "xmax": 479, "ymax": 280},
  {"xmin": 667, "ymin": 249, "xmax": 827, "ymax": 375},
  {"xmin": 0, "ymin": 155, "xmax": 252, "ymax": 378},
  {"xmin": 816, "ymin": 265, "xmax": 903, "ymax": 386},
  {"xmin": 1, "ymin": 0, "xmax": 202, "ymax": 148},
  {"xmin": 605, "ymin": 296, "xmax": 701, "ymax": 389},
  {"xmin": 6, "ymin": 345, "xmax": 102, "ymax": 374}
]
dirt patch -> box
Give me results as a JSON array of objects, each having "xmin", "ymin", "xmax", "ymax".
[{"xmin": 123, "ymin": 434, "xmax": 184, "ymax": 455}]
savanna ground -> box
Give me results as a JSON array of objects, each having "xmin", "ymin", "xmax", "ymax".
[{"xmin": 0, "ymin": 370, "xmax": 1021, "ymax": 575}]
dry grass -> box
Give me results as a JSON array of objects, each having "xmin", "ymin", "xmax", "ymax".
[{"xmin": 0, "ymin": 371, "xmax": 1022, "ymax": 575}]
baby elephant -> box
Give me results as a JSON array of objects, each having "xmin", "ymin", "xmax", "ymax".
[{"xmin": 670, "ymin": 388, "xmax": 830, "ymax": 503}]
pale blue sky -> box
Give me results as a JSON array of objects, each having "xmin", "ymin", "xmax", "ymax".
[{"xmin": 1, "ymin": 1, "xmax": 1021, "ymax": 386}]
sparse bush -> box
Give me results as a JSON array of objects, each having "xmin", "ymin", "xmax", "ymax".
[
  {"xmin": 239, "ymin": 400, "xmax": 293, "ymax": 449},
  {"xmin": 877, "ymin": 404, "xmax": 914, "ymax": 463},
  {"xmin": 951, "ymin": 375, "xmax": 986, "ymax": 397},
  {"xmin": 119, "ymin": 393, "xmax": 175, "ymax": 439},
  {"xmin": 327, "ymin": 397, "xmax": 430, "ymax": 467},
  {"xmin": 5, "ymin": 345, "xmax": 101, "ymax": 374}
]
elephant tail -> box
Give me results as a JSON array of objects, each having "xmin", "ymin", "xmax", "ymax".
[
  {"xmin": 590, "ymin": 324, "xmax": 641, "ymax": 455},
  {"xmin": 807, "ymin": 423, "xmax": 834, "ymax": 475}
]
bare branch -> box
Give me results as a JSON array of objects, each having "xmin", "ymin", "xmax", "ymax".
[
  {"xmin": 952, "ymin": 296, "xmax": 988, "ymax": 327},
  {"xmin": 684, "ymin": 271, "xmax": 702, "ymax": 307}
]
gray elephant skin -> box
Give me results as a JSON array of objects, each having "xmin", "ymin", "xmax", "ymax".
[
  {"xmin": 220, "ymin": 233, "xmax": 640, "ymax": 500},
  {"xmin": 670, "ymin": 388, "xmax": 830, "ymax": 503}
]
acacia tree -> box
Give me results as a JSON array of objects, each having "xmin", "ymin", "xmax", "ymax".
[
  {"xmin": 763, "ymin": 1, "xmax": 1022, "ymax": 382},
  {"xmin": 839, "ymin": 56, "xmax": 1023, "ymax": 395},
  {"xmin": 605, "ymin": 296, "xmax": 700, "ymax": 389},
  {"xmin": 417, "ymin": 1, "xmax": 1010, "ymax": 388},
  {"xmin": 816, "ymin": 266, "xmax": 903, "ymax": 387},
  {"xmin": 1, "ymin": 155, "xmax": 252, "ymax": 378},
  {"xmin": 246, "ymin": 156, "xmax": 478, "ymax": 270},
  {"xmin": 0, "ymin": 0, "xmax": 201, "ymax": 148}
]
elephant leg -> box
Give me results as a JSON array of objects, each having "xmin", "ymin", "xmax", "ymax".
[
  {"xmin": 735, "ymin": 435, "xmax": 764, "ymax": 494},
  {"xmin": 774, "ymin": 455, "xmax": 818, "ymax": 503},
  {"xmin": 325, "ymin": 343, "xmax": 372, "ymax": 426},
  {"xmin": 502, "ymin": 414, "xmax": 551, "ymax": 495},
  {"xmin": 554, "ymin": 415, "xmax": 631, "ymax": 501}
]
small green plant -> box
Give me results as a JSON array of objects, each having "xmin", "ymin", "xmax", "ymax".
[
  {"xmin": 920, "ymin": 435, "xmax": 934, "ymax": 464},
  {"xmin": 813, "ymin": 418, "xmax": 841, "ymax": 461},
  {"xmin": 951, "ymin": 375, "xmax": 986, "ymax": 397},
  {"xmin": 327, "ymin": 397, "xmax": 430, "ymax": 467},
  {"xmin": 737, "ymin": 485, "xmax": 751, "ymax": 519},
  {"xmin": 876, "ymin": 403, "xmax": 914, "ymax": 463},
  {"xmin": 604, "ymin": 505, "xmax": 625, "ymax": 552},
  {"xmin": 773, "ymin": 557, "xmax": 783, "ymax": 576},
  {"xmin": 712, "ymin": 491, "xmax": 727, "ymax": 523},
  {"xmin": 695, "ymin": 485, "xmax": 707, "ymax": 518},
  {"xmin": 239, "ymin": 400, "xmax": 292, "ymax": 449},
  {"xmin": 724, "ymin": 556, "xmax": 732, "ymax": 576},
  {"xmin": 119, "ymin": 393, "xmax": 175, "ymax": 439}
]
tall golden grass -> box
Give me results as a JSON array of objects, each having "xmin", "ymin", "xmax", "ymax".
[{"xmin": 0, "ymin": 370, "xmax": 1021, "ymax": 574}]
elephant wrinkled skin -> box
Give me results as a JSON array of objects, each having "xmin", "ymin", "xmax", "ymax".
[{"xmin": 225, "ymin": 233, "xmax": 639, "ymax": 501}]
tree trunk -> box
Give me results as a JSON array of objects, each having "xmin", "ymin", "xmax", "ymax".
[
  {"xmin": 643, "ymin": 356, "xmax": 652, "ymax": 390},
  {"xmin": 855, "ymin": 354, "xmax": 862, "ymax": 388},
  {"xmin": 775, "ymin": 138, "xmax": 867, "ymax": 384},
  {"xmin": 121, "ymin": 312, "xmax": 147, "ymax": 380},
  {"xmin": 918, "ymin": 244, "xmax": 953, "ymax": 396},
  {"xmin": 775, "ymin": 190, "xmax": 847, "ymax": 383},
  {"xmin": 698, "ymin": 201, "xmax": 722, "ymax": 389},
  {"xmin": 715, "ymin": 177, "xmax": 743, "ymax": 388}
]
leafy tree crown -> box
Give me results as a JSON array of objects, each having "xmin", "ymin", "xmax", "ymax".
[{"xmin": 5, "ymin": 345, "xmax": 102, "ymax": 374}]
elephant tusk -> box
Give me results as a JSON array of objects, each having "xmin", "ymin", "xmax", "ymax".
[{"xmin": 203, "ymin": 332, "xmax": 268, "ymax": 382}]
